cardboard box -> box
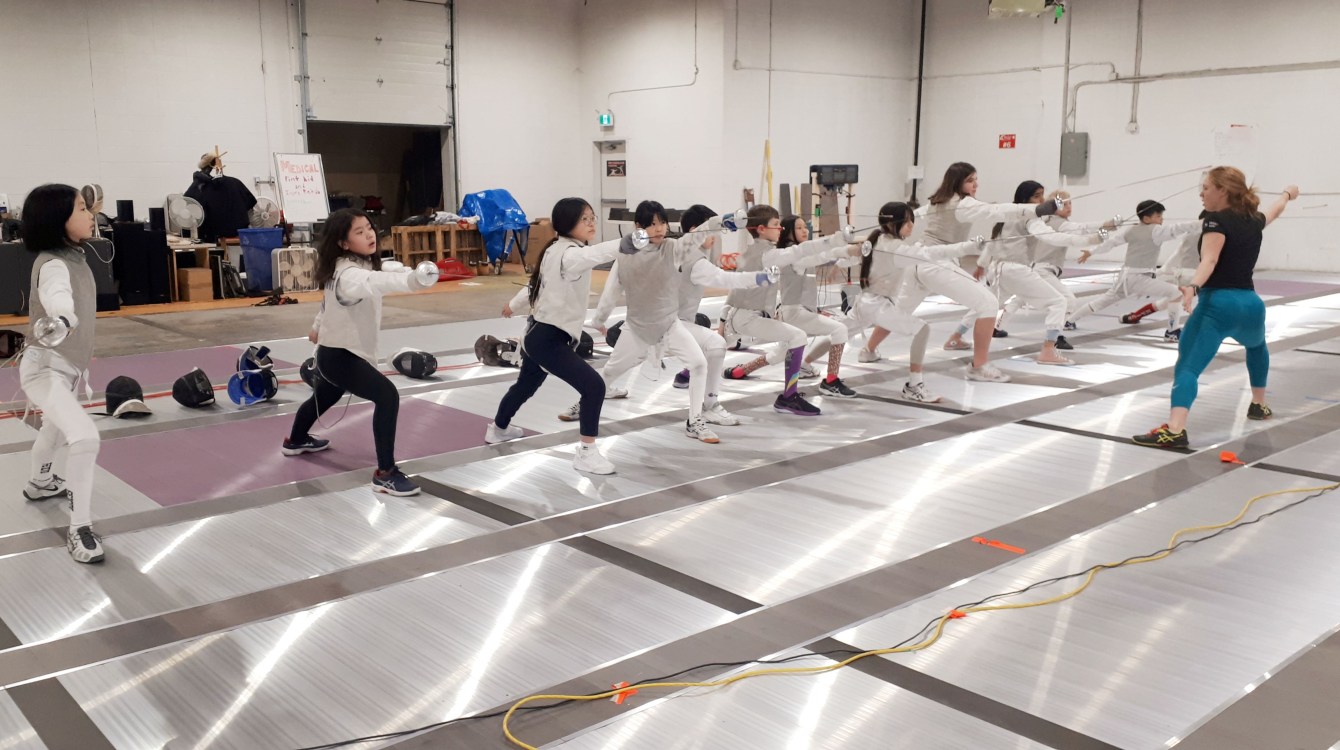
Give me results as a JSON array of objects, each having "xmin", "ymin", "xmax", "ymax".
[
  {"xmin": 178, "ymin": 268, "xmax": 214, "ymax": 301},
  {"xmin": 522, "ymin": 218, "xmax": 556, "ymax": 265}
]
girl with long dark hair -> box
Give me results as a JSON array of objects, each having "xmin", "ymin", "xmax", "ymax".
[
  {"xmin": 285, "ymin": 208, "xmax": 437, "ymax": 496},
  {"xmin": 487, "ymin": 198, "xmax": 637, "ymax": 474}
]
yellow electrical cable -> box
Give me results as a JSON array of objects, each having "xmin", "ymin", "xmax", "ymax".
[{"xmin": 501, "ymin": 482, "xmax": 1339, "ymax": 749}]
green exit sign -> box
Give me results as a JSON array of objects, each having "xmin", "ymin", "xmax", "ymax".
[{"xmin": 598, "ymin": 111, "xmax": 615, "ymax": 127}]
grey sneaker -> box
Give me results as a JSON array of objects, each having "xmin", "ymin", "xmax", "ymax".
[{"xmin": 67, "ymin": 525, "xmax": 105, "ymax": 564}]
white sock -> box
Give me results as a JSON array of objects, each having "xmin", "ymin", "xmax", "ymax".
[{"xmin": 908, "ymin": 371, "xmax": 924, "ymax": 386}]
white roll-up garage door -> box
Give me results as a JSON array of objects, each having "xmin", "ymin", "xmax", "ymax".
[{"xmin": 304, "ymin": 0, "xmax": 452, "ymax": 126}]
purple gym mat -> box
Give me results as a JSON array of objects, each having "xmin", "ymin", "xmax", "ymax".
[
  {"xmin": 97, "ymin": 398, "xmax": 507, "ymax": 506},
  {"xmin": 0, "ymin": 345, "xmax": 299, "ymax": 398}
]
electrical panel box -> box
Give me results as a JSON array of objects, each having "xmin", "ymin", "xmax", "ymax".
[
  {"xmin": 809, "ymin": 164, "xmax": 859, "ymax": 186},
  {"xmin": 1060, "ymin": 132, "xmax": 1090, "ymax": 178}
]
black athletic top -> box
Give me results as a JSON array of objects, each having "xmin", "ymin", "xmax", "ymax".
[{"xmin": 1200, "ymin": 210, "xmax": 1266, "ymax": 290}]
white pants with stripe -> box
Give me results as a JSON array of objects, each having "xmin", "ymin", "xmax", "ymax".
[
  {"xmin": 21, "ymin": 351, "xmax": 97, "ymax": 528},
  {"xmin": 1070, "ymin": 268, "xmax": 1183, "ymax": 328},
  {"xmin": 603, "ymin": 321, "xmax": 709, "ymax": 419}
]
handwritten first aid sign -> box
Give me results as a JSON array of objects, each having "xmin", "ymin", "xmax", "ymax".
[{"xmin": 274, "ymin": 153, "xmax": 330, "ymax": 223}]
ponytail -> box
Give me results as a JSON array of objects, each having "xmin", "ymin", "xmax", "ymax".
[
  {"xmin": 528, "ymin": 197, "xmax": 593, "ymax": 308},
  {"xmin": 861, "ymin": 201, "xmax": 914, "ymax": 289}
]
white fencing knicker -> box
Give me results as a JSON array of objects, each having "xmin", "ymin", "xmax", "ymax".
[
  {"xmin": 1070, "ymin": 267, "xmax": 1183, "ymax": 329},
  {"xmin": 603, "ymin": 320, "xmax": 710, "ymax": 420},
  {"xmin": 776, "ymin": 305, "xmax": 849, "ymax": 347},
  {"xmin": 20, "ymin": 350, "xmax": 97, "ymax": 528},
  {"xmin": 895, "ymin": 262, "xmax": 999, "ymax": 321},
  {"xmin": 725, "ymin": 308, "xmax": 807, "ymax": 366},
  {"xmin": 968, "ymin": 261, "xmax": 1068, "ymax": 336}
]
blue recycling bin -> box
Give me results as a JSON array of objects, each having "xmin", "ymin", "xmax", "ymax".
[{"xmin": 238, "ymin": 228, "xmax": 284, "ymax": 292}]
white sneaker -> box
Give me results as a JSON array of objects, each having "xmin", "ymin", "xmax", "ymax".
[
  {"xmin": 858, "ymin": 348, "xmax": 882, "ymax": 363},
  {"xmin": 484, "ymin": 422, "xmax": 524, "ymax": 444},
  {"xmin": 557, "ymin": 403, "xmax": 581, "ymax": 422},
  {"xmin": 605, "ymin": 387, "xmax": 628, "ymax": 400},
  {"xmin": 573, "ymin": 443, "xmax": 615, "ymax": 475},
  {"xmin": 966, "ymin": 364, "xmax": 1011, "ymax": 383},
  {"xmin": 685, "ymin": 417, "xmax": 721, "ymax": 444},
  {"xmin": 901, "ymin": 381, "xmax": 943, "ymax": 403},
  {"xmin": 23, "ymin": 475, "xmax": 65, "ymax": 501},
  {"xmin": 67, "ymin": 525, "xmax": 105, "ymax": 564},
  {"xmin": 797, "ymin": 363, "xmax": 820, "ymax": 379},
  {"xmin": 702, "ymin": 403, "xmax": 740, "ymax": 426}
]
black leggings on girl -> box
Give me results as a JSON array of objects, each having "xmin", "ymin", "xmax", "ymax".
[
  {"xmin": 290, "ymin": 345, "xmax": 400, "ymax": 470},
  {"xmin": 495, "ymin": 320, "xmax": 605, "ymax": 437}
]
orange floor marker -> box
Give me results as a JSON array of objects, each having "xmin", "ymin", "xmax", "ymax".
[
  {"xmin": 972, "ymin": 536, "xmax": 1026, "ymax": 555},
  {"xmin": 609, "ymin": 682, "xmax": 639, "ymax": 705}
]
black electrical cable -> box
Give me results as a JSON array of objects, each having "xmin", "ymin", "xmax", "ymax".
[{"xmin": 297, "ymin": 483, "xmax": 1337, "ymax": 750}]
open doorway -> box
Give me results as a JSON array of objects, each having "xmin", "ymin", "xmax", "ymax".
[
  {"xmin": 307, "ymin": 122, "xmax": 448, "ymax": 237},
  {"xmin": 594, "ymin": 140, "xmax": 627, "ymax": 242}
]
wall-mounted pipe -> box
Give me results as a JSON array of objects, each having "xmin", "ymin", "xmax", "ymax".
[
  {"xmin": 296, "ymin": 0, "xmax": 313, "ymax": 149},
  {"xmin": 1127, "ymin": 0, "xmax": 1144, "ymax": 134},
  {"xmin": 1069, "ymin": 58, "xmax": 1340, "ymax": 131},
  {"xmin": 606, "ymin": 0, "xmax": 699, "ymax": 106},
  {"xmin": 910, "ymin": 0, "xmax": 927, "ymax": 203}
]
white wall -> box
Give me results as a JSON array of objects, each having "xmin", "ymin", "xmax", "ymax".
[
  {"xmin": 723, "ymin": 0, "xmax": 919, "ymax": 226},
  {"xmin": 453, "ymin": 0, "xmax": 586, "ymax": 221},
  {"xmin": 571, "ymin": 0, "xmax": 919, "ymax": 232},
  {"xmin": 0, "ymin": 0, "xmax": 303, "ymax": 218},
  {"xmin": 575, "ymin": 0, "xmax": 726, "ymax": 218},
  {"xmin": 918, "ymin": 0, "xmax": 1340, "ymax": 270}
]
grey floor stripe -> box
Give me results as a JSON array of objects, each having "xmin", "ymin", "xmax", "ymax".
[
  {"xmin": 7, "ymin": 679, "xmax": 116, "ymax": 750},
  {"xmin": 810, "ymin": 637, "xmax": 1122, "ymax": 750},
  {"xmin": 418, "ymin": 478, "xmax": 762, "ymax": 615},
  {"xmin": 1255, "ymin": 463, "xmax": 1340, "ymax": 485},
  {"xmin": 387, "ymin": 405, "xmax": 1340, "ymax": 748}
]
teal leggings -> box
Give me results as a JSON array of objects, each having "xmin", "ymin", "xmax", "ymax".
[{"xmin": 1171, "ymin": 288, "xmax": 1268, "ymax": 409}]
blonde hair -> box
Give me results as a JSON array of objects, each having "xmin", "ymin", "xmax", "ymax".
[
  {"xmin": 1047, "ymin": 189, "xmax": 1070, "ymax": 201},
  {"xmin": 1206, "ymin": 166, "xmax": 1260, "ymax": 215},
  {"xmin": 198, "ymin": 153, "xmax": 219, "ymax": 171}
]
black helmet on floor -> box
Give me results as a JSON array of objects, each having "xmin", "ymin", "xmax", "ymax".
[
  {"xmin": 577, "ymin": 331, "xmax": 595, "ymax": 359},
  {"xmin": 391, "ymin": 348, "xmax": 438, "ymax": 379},
  {"xmin": 105, "ymin": 375, "xmax": 153, "ymax": 418},
  {"xmin": 172, "ymin": 367, "xmax": 215, "ymax": 408}
]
